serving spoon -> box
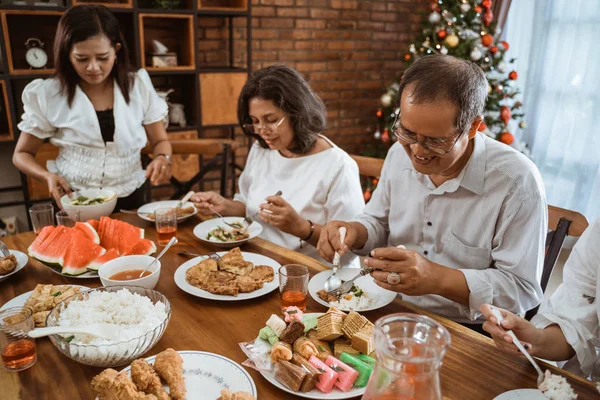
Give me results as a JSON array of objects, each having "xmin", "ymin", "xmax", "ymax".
[
  {"xmin": 29, "ymin": 323, "xmax": 119, "ymax": 340},
  {"xmin": 138, "ymin": 236, "xmax": 177, "ymax": 278}
]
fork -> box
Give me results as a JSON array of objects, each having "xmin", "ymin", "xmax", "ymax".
[
  {"xmin": 209, "ymin": 207, "xmax": 253, "ymax": 230},
  {"xmin": 178, "ymin": 251, "xmax": 225, "ymax": 269},
  {"xmin": 0, "ymin": 241, "xmax": 10, "ymax": 257},
  {"xmin": 251, "ymin": 190, "xmax": 283, "ymax": 218},
  {"xmin": 326, "ymin": 267, "xmax": 373, "ymax": 297}
]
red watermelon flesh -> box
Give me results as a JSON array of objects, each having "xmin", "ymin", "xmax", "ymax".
[
  {"xmin": 28, "ymin": 225, "xmax": 55, "ymax": 254},
  {"xmin": 74, "ymin": 222, "xmax": 100, "ymax": 244},
  {"xmin": 123, "ymin": 238, "xmax": 157, "ymax": 256},
  {"xmin": 87, "ymin": 248, "xmax": 119, "ymax": 271},
  {"xmin": 325, "ymin": 356, "xmax": 359, "ymax": 392},
  {"xmin": 61, "ymin": 230, "xmax": 105, "ymax": 275},
  {"xmin": 87, "ymin": 219, "xmax": 99, "ymax": 232},
  {"xmin": 28, "ymin": 225, "xmax": 72, "ymax": 267}
]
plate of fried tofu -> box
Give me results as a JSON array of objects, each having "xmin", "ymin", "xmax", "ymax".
[{"xmin": 174, "ymin": 247, "xmax": 280, "ymax": 301}]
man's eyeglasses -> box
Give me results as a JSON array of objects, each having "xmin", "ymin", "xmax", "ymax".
[
  {"xmin": 242, "ymin": 116, "xmax": 286, "ymax": 135},
  {"xmin": 391, "ymin": 112, "xmax": 464, "ymax": 155}
]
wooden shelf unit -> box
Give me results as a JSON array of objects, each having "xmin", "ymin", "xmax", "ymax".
[
  {"xmin": 72, "ymin": 0, "xmax": 133, "ymax": 8},
  {"xmin": 139, "ymin": 13, "xmax": 195, "ymax": 71},
  {"xmin": 0, "ymin": 80, "xmax": 13, "ymax": 141},
  {"xmin": 198, "ymin": 0, "xmax": 247, "ymax": 11}
]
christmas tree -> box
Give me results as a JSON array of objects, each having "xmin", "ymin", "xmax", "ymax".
[{"xmin": 368, "ymin": 0, "xmax": 528, "ymax": 179}]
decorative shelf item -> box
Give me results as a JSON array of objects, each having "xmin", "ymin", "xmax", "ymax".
[
  {"xmin": 199, "ymin": 71, "xmax": 246, "ymax": 126},
  {"xmin": 139, "ymin": 13, "xmax": 195, "ymax": 71}
]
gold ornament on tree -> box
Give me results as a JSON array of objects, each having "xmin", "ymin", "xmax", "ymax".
[{"xmin": 444, "ymin": 34, "xmax": 459, "ymax": 48}]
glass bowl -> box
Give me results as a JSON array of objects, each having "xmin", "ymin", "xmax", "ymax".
[{"xmin": 46, "ymin": 285, "xmax": 171, "ymax": 367}]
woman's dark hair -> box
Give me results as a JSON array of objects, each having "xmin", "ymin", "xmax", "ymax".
[
  {"xmin": 54, "ymin": 5, "xmax": 132, "ymax": 107},
  {"xmin": 237, "ymin": 64, "xmax": 327, "ymax": 154},
  {"xmin": 398, "ymin": 55, "xmax": 488, "ymax": 133}
]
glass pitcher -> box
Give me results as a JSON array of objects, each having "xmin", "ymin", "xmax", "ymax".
[{"xmin": 362, "ymin": 313, "xmax": 451, "ymax": 400}]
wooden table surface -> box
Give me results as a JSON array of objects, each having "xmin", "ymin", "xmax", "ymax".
[{"xmin": 0, "ymin": 214, "xmax": 598, "ymax": 400}]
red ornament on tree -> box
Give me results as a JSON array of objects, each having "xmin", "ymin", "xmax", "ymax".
[
  {"xmin": 478, "ymin": 122, "xmax": 487, "ymax": 132},
  {"xmin": 437, "ymin": 30, "xmax": 447, "ymax": 40},
  {"xmin": 500, "ymin": 106, "xmax": 511, "ymax": 124},
  {"xmin": 500, "ymin": 41, "xmax": 509, "ymax": 50},
  {"xmin": 404, "ymin": 53, "xmax": 412, "ymax": 61},
  {"xmin": 430, "ymin": 1, "xmax": 440, "ymax": 12},
  {"xmin": 509, "ymin": 71, "xmax": 518, "ymax": 80},
  {"xmin": 381, "ymin": 128, "xmax": 390, "ymax": 144},
  {"xmin": 490, "ymin": 46, "xmax": 498, "ymax": 54},
  {"xmin": 364, "ymin": 190, "xmax": 372, "ymax": 202},
  {"xmin": 376, "ymin": 109, "xmax": 383, "ymax": 118},
  {"xmin": 474, "ymin": 6, "xmax": 482, "ymax": 13},
  {"xmin": 483, "ymin": 9, "xmax": 494, "ymax": 27},
  {"xmin": 481, "ymin": 34, "xmax": 493, "ymax": 47},
  {"xmin": 481, "ymin": 0, "xmax": 492, "ymax": 9},
  {"xmin": 499, "ymin": 132, "xmax": 514, "ymax": 145}
]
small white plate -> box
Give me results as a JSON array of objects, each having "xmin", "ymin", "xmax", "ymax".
[
  {"xmin": 0, "ymin": 284, "xmax": 90, "ymax": 311},
  {"xmin": 193, "ymin": 217, "xmax": 263, "ymax": 249},
  {"xmin": 308, "ymin": 269, "xmax": 397, "ymax": 312},
  {"xmin": 119, "ymin": 350, "xmax": 257, "ymax": 399},
  {"xmin": 174, "ymin": 251, "xmax": 280, "ymax": 301},
  {"xmin": 258, "ymin": 312, "xmax": 366, "ymax": 399},
  {"xmin": 137, "ymin": 200, "xmax": 198, "ymax": 223},
  {"xmin": 0, "ymin": 250, "xmax": 29, "ymax": 283},
  {"xmin": 493, "ymin": 389, "xmax": 547, "ymax": 400}
]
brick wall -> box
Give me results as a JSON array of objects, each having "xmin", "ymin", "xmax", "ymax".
[{"xmin": 250, "ymin": 0, "xmax": 429, "ymax": 154}]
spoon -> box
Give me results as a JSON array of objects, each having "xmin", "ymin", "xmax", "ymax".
[
  {"xmin": 324, "ymin": 226, "xmax": 346, "ymax": 293},
  {"xmin": 490, "ymin": 307, "xmax": 545, "ymax": 386},
  {"xmin": 139, "ymin": 236, "xmax": 178, "ymax": 278},
  {"xmin": 177, "ymin": 191, "xmax": 195, "ymax": 209},
  {"xmin": 29, "ymin": 323, "xmax": 119, "ymax": 340}
]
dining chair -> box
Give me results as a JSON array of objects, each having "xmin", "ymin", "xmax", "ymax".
[
  {"xmin": 525, "ymin": 205, "xmax": 589, "ymax": 320},
  {"xmin": 350, "ymin": 154, "xmax": 385, "ymax": 178}
]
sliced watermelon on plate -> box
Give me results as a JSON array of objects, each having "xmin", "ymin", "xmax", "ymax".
[
  {"xmin": 87, "ymin": 248, "xmax": 119, "ymax": 271},
  {"xmin": 74, "ymin": 221, "xmax": 100, "ymax": 244},
  {"xmin": 28, "ymin": 225, "xmax": 72, "ymax": 269},
  {"xmin": 123, "ymin": 238, "xmax": 157, "ymax": 256},
  {"xmin": 61, "ymin": 230, "xmax": 105, "ymax": 276},
  {"xmin": 87, "ymin": 219, "xmax": 99, "ymax": 231}
]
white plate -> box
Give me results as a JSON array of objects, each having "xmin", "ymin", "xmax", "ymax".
[
  {"xmin": 258, "ymin": 312, "xmax": 366, "ymax": 399},
  {"xmin": 174, "ymin": 251, "xmax": 280, "ymax": 301},
  {"xmin": 493, "ymin": 389, "xmax": 547, "ymax": 400},
  {"xmin": 0, "ymin": 285, "xmax": 90, "ymax": 311},
  {"xmin": 45, "ymin": 265, "xmax": 99, "ymax": 279},
  {"xmin": 137, "ymin": 200, "xmax": 198, "ymax": 223},
  {"xmin": 193, "ymin": 217, "xmax": 263, "ymax": 249},
  {"xmin": 308, "ymin": 269, "xmax": 397, "ymax": 312},
  {"xmin": 0, "ymin": 250, "xmax": 29, "ymax": 283},
  {"xmin": 119, "ymin": 351, "xmax": 257, "ymax": 399}
]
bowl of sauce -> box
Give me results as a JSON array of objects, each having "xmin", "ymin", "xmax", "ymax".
[{"xmin": 98, "ymin": 255, "xmax": 160, "ymax": 289}]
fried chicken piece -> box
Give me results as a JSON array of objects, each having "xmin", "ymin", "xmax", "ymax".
[
  {"xmin": 92, "ymin": 369, "xmax": 158, "ymax": 400},
  {"xmin": 131, "ymin": 359, "xmax": 170, "ymax": 400},
  {"xmin": 235, "ymin": 275, "xmax": 264, "ymax": 293},
  {"xmin": 246, "ymin": 265, "xmax": 274, "ymax": 283},
  {"xmin": 218, "ymin": 389, "xmax": 256, "ymax": 400},
  {"xmin": 220, "ymin": 247, "xmax": 253, "ymax": 275},
  {"xmin": 154, "ymin": 349, "xmax": 185, "ymax": 400},
  {"xmin": 316, "ymin": 289, "xmax": 338, "ymax": 303},
  {"xmin": 185, "ymin": 259, "xmax": 217, "ymax": 287},
  {"xmin": 0, "ymin": 254, "xmax": 17, "ymax": 275}
]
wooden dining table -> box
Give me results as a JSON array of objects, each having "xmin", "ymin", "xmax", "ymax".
[{"xmin": 0, "ymin": 213, "xmax": 598, "ymax": 400}]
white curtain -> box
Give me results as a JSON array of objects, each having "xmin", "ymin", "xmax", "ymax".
[{"xmin": 504, "ymin": 0, "xmax": 600, "ymax": 221}]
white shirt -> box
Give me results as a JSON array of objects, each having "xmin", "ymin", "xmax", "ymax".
[
  {"xmin": 234, "ymin": 136, "xmax": 365, "ymax": 267},
  {"xmin": 532, "ymin": 217, "xmax": 600, "ymax": 381},
  {"xmin": 353, "ymin": 133, "xmax": 547, "ymax": 322},
  {"xmin": 17, "ymin": 69, "xmax": 168, "ymax": 197}
]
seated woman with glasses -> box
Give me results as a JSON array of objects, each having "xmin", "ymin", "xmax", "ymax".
[
  {"xmin": 317, "ymin": 55, "xmax": 547, "ymax": 330},
  {"xmin": 191, "ymin": 64, "xmax": 365, "ymax": 266}
]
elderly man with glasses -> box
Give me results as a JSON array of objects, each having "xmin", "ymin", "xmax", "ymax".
[{"xmin": 318, "ymin": 55, "xmax": 547, "ymax": 331}]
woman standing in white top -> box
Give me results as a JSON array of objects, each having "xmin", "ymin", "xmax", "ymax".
[
  {"xmin": 191, "ymin": 65, "xmax": 365, "ymax": 265},
  {"xmin": 13, "ymin": 5, "xmax": 172, "ymax": 210}
]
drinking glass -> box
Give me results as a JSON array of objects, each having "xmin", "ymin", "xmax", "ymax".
[
  {"xmin": 278, "ymin": 264, "xmax": 309, "ymax": 311},
  {"xmin": 363, "ymin": 313, "xmax": 451, "ymax": 400},
  {"xmin": 154, "ymin": 207, "xmax": 177, "ymax": 246},
  {"xmin": 0, "ymin": 307, "xmax": 37, "ymax": 372},
  {"xmin": 56, "ymin": 209, "xmax": 80, "ymax": 227},
  {"xmin": 29, "ymin": 204, "xmax": 54, "ymax": 234}
]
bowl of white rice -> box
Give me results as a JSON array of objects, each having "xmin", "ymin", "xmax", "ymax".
[{"xmin": 45, "ymin": 286, "xmax": 171, "ymax": 367}]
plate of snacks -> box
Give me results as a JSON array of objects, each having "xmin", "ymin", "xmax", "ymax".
[
  {"xmin": 308, "ymin": 269, "xmax": 397, "ymax": 312},
  {"xmin": 193, "ymin": 217, "xmax": 262, "ymax": 249},
  {"xmin": 137, "ymin": 200, "xmax": 198, "ymax": 223},
  {"xmin": 174, "ymin": 247, "xmax": 280, "ymax": 301},
  {"xmin": 92, "ymin": 348, "xmax": 257, "ymax": 400},
  {"xmin": 0, "ymin": 249, "xmax": 29, "ymax": 283},
  {"xmin": 240, "ymin": 306, "xmax": 375, "ymax": 399}
]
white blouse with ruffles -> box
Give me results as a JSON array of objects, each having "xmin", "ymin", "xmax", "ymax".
[{"xmin": 17, "ymin": 69, "xmax": 168, "ymax": 198}]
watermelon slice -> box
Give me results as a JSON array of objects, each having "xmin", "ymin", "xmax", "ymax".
[
  {"xmin": 28, "ymin": 226, "xmax": 72, "ymax": 269},
  {"xmin": 87, "ymin": 248, "xmax": 119, "ymax": 271},
  {"xmin": 308, "ymin": 355, "xmax": 339, "ymax": 393},
  {"xmin": 87, "ymin": 219, "xmax": 99, "ymax": 231},
  {"xmin": 325, "ymin": 355, "xmax": 359, "ymax": 392},
  {"xmin": 61, "ymin": 230, "xmax": 105, "ymax": 275},
  {"xmin": 114, "ymin": 220, "xmax": 145, "ymax": 256},
  {"xmin": 123, "ymin": 238, "xmax": 157, "ymax": 256},
  {"xmin": 74, "ymin": 222, "xmax": 100, "ymax": 244}
]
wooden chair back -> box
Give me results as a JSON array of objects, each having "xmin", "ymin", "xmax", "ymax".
[{"xmin": 350, "ymin": 154, "xmax": 384, "ymax": 178}]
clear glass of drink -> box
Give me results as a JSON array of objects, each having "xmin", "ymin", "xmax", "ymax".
[
  {"xmin": 29, "ymin": 204, "xmax": 54, "ymax": 234},
  {"xmin": 278, "ymin": 264, "xmax": 309, "ymax": 311},
  {"xmin": 0, "ymin": 307, "xmax": 37, "ymax": 372},
  {"xmin": 56, "ymin": 209, "xmax": 80, "ymax": 227},
  {"xmin": 154, "ymin": 207, "xmax": 177, "ymax": 246}
]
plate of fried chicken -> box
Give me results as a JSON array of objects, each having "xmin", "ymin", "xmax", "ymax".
[
  {"xmin": 0, "ymin": 249, "xmax": 28, "ymax": 283},
  {"xmin": 92, "ymin": 348, "xmax": 257, "ymax": 400},
  {"xmin": 174, "ymin": 247, "xmax": 280, "ymax": 301}
]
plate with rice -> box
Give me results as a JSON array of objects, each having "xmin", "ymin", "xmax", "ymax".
[{"xmin": 308, "ymin": 269, "xmax": 397, "ymax": 312}]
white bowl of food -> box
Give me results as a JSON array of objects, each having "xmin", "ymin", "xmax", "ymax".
[
  {"xmin": 99, "ymin": 255, "xmax": 160, "ymax": 290},
  {"xmin": 193, "ymin": 217, "xmax": 263, "ymax": 249},
  {"xmin": 60, "ymin": 189, "xmax": 117, "ymax": 221}
]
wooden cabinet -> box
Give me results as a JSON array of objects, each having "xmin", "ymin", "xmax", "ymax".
[{"xmin": 199, "ymin": 72, "xmax": 246, "ymax": 126}]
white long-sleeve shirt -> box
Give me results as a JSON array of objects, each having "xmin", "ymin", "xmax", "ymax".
[
  {"xmin": 532, "ymin": 217, "xmax": 600, "ymax": 381},
  {"xmin": 234, "ymin": 136, "xmax": 365, "ymax": 267},
  {"xmin": 353, "ymin": 133, "xmax": 547, "ymax": 322}
]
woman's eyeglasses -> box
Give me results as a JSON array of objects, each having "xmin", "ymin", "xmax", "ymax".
[
  {"xmin": 392, "ymin": 112, "xmax": 464, "ymax": 155},
  {"xmin": 242, "ymin": 116, "xmax": 286, "ymax": 134}
]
